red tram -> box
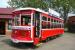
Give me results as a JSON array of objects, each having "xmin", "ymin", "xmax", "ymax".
[{"xmin": 11, "ymin": 7, "xmax": 64, "ymax": 45}]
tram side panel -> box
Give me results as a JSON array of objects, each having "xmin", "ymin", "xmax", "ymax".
[
  {"xmin": 41, "ymin": 28, "xmax": 64, "ymax": 41},
  {"xmin": 41, "ymin": 21, "xmax": 64, "ymax": 41}
]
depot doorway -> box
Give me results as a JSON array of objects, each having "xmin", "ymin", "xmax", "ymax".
[{"xmin": 0, "ymin": 21, "xmax": 5, "ymax": 35}]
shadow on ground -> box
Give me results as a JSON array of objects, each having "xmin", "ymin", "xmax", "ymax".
[
  {"xmin": 65, "ymin": 28, "xmax": 75, "ymax": 34},
  {"xmin": 1, "ymin": 39, "xmax": 38, "ymax": 49},
  {"xmin": 65, "ymin": 30, "xmax": 75, "ymax": 34},
  {"xmin": 0, "ymin": 34, "xmax": 62, "ymax": 50}
]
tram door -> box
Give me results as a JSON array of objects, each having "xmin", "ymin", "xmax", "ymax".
[{"xmin": 33, "ymin": 12, "xmax": 40, "ymax": 37}]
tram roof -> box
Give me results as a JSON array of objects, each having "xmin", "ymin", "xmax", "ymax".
[
  {"xmin": 13, "ymin": 7, "xmax": 62, "ymax": 20},
  {"xmin": 13, "ymin": 7, "xmax": 48, "ymax": 14}
]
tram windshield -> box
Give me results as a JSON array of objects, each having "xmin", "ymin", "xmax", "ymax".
[
  {"xmin": 21, "ymin": 15, "xmax": 31, "ymax": 26},
  {"xmin": 14, "ymin": 15, "xmax": 20, "ymax": 26},
  {"xmin": 14, "ymin": 15, "xmax": 31, "ymax": 26}
]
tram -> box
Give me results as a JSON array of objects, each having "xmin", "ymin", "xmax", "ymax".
[{"xmin": 11, "ymin": 7, "xmax": 64, "ymax": 45}]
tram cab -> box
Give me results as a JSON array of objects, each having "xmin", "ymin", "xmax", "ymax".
[{"xmin": 11, "ymin": 8, "xmax": 41, "ymax": 45}]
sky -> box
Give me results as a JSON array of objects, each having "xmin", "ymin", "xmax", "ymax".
[{"xmin": 0, "ymin": 0, "xmax": 9, "ymax": 8}]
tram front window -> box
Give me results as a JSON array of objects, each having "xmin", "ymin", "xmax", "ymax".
[
  {"xmin": 21, "ymin": 15, "xmax": 31, "ymax": 26},
  {"xmin": 14, "ymin": 16, "xmax": 20, "ymax": 26}
]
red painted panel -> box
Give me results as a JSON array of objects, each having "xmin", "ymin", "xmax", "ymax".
[
  {"xmin": 41, "ymin": 28, "xmax": 64, "ymax": 40},
  {"xmin": 11, "ymin": 29, "xmax": 32, "ymax": 41},
  {"xmin": 13, "ymin": 10, "xmax": 33, "ymax": 15},
  {"xmin": 21, "ymin": 10, "xmax": 32, "ymax": 15}
]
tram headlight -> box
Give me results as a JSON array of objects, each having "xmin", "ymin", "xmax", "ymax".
[
  {"xmin": 14, "ymin": 31, "xmax": 17, "ymax": 33},
  {"xmin": 28, "ymin": 31, "xmax": 31, "ymax": 33}
]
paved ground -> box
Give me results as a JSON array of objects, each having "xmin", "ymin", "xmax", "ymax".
[{"xmin": 0, "ymin": 32, "xmax": 75, "ymax": 50}]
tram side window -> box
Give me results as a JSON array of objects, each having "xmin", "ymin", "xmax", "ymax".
[
  {"xmin": 62, "ymin": 24, "xmax": 64, "ymax": 28},
  {"xmin": 42, "ymin": 16, "xmax": 47, "ymax": 29},
  {"xmin": 60, "ymin": 22, "xmax": 62, "ymax": 28},
  {"xmin": 51, "ymin": 18, "xmax": 53, "ymax": 28},
  {"xmin": 42, "ymin": 21, "xmax": 47, "ymax": 29},
  {"xmin": 59, "ymin": 24, "xmax": 61, "ymax": 28},
  {"xmin": 53, "ymin": 20, "xmax": 56, "ymax": 28},
  {"xmin": 51, "ymin": 18, "xmax": 53, "ymax": 22},
  {"xmin": 57, "ymin": 20, "xmax": 59, "ymax": 28},
  {"xmin": 55, "ymin": 20, "xmax": 58, "ymax": 28},
  {"xmin": 52, "ymin": 19, "xmax": 58, "ymax": 28},
  {"xmin": 61, "ymin": 22, "xmax": 64, "ymax": 28},
  {"xmin": 60, "ymin": 22, "xmax": 64, "ymax": 28},
  {"xmin": 42, "ymin": 16, "xmax": 47, "ymax": 21},
  {"xmin": 58, "ymin": 21, "xmax": 61, "ymax": 28},
  {"xmin": 54, "ymin": 20, "xmax": 56, "ymax": 23},
  {"xmin": 59, "ymin": 23, "xmax": 61, "ymax": 28},
  {"xmin": 47, "ymin": 18, "xmax": 50, "ymax": 28},
  {"xmin": 57, "ymin": 21, "xmax": 59, "ymax": 28},
  {"xmin": 56, "ymin": 20, "xmax": 58, "ymax": 28},
  {"xmin": 48, "ymin": 18, "xmax": 50, "ymax": 21},
  {"xmin": 54, "ymin": 20, "xmax": 56, "ymax": 28}
]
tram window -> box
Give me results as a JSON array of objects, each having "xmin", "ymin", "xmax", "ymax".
[
  {"xmin": 57, "ymin": 21, "xmax": 59, "ymax": 24},
  {"xmin": 57, "ymin": 24, "xmax": 59, "ymax": 28},
  {"xmin": 14, "ymin": 16, "xmax": 20, "ymax": 26},
  {"xmin": 56, "ymin": 20, "xmax": 58, "ymax": 23},
  {"xmin": 56, "ymin": 23, "xmax": 58, "ymax": 28},
  {"xmin": 51, "ymin": 18, "xmax": 53, "ymax": 22},
  {"xmin": 42, "ymin": 16, "xmax": 47, "ymax": 29},
  {"xmin": 54, "ymin": 22, "xmax": 56, "ymax": 28},
  {"xmin": 58, "ymin": 21, "xmax": 60, "ymax": 23},
  {"xmin": 61, "ymin": 23, "xmax": 64, "ymax": 28},
  {"xmin": 62, "ymin": 24, "xmax": 64, "ymax": 28},
  {"xmin": 59, "ymin": 24, "xmax": 60, "ymax": 28},
  {"xmin": 59, "ymin": 23, "xmax": 61, "ymax": 28},
  {"xmin": 60, "ymin": 24, "xmax": 62, "ymax": 28},
  {"xmin": 54, "ymin": 20, "xmax": 57, "ymax": 28},
  {"xmin": 54, "ymin": 20, "xmax": 56, "ymax": 23},
  {"xmin": 57, "ymin": 20, "xmax": 58, "ymax": 23},
  {"xmin": 42, "ymin": 21, "xmax": 47, "ymax": 29},
  {"xmin": 61, "ymin": 24, "xmax": 62, "ymax": 28},
  {"xmin": 53, "ymin": 24, "xmax": 55, "ymax": 28},
  {"xmin": 47, "ymin": 22, "xmax": 50, "ymax": 28},
  {"xmin": 51, "ymin": 24, "xmax": 53, "ymax": 28},
  {"xmin": 58, "ymin": 24, "xmax": 60, "ymax": 28},
  {"xmin": 21, "ymin": 15, "xmax": 31, "ymax": 26},
  {"xmin": 33, "ymin": 14, "xmax": 35, "ymax": 26},
  {"xmin": 48, "ymin": 18, "xmax": 50, "ymax": 21},
  {"xmin": 56, "ymin": 20, "xmax": 58, "ymax": 28},
  {"xmin": 60, "ymin": 23, "xmax": 63, "ymax": 28},
  {"xmin": 42, "ymin": 16, "xmax": 47, "ymax": 21}
]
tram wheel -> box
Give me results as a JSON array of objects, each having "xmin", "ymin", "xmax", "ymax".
[
  {"xmin": 51, "ymin": 36, "xmax": 56, "ymax": 39},
  {"xmin": 32, "ymin": 43, "xmax": 42, "ymax": 48},
  {"xmin": 42, "ymin": 37, "xmax": 49, "ymax": 43},
  {"xmin": 54, "ymin": 35, "xmax": 57, "ymax": 39}
]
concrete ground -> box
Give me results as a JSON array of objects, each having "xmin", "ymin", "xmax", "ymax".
[{"xmin": 0, "ymin": 32, "xmax": 75, "ymax": 50}]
